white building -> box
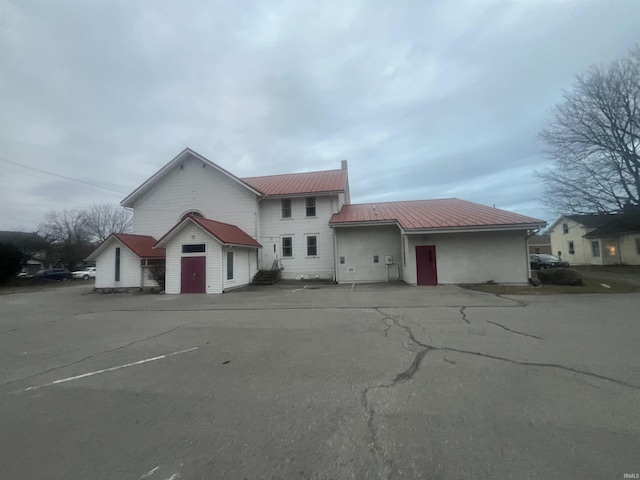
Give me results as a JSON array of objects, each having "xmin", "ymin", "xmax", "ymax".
[{"xmin": 88, "ymin": 148, "xmax": 546, "ymax": 293}]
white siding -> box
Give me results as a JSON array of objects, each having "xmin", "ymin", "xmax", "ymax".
[
  {"xmin": 335, "ymin": 225, "xmax": 402, "ymax": 283},
  {"xmin": 405, "ymin": 230, "xmax": 529, "ymax": 285},
  {"xmin": 132, "ymin": 153, "xmax": 258, "ymax": 239},
  {"xmin": 164, "ymin": 223, "xmax": 223, "ymax": 294},
  {"xmin": 94, "ymin": 240, "xmax": 142, "ymax": 289},
  {"xmin": 223, "ymin": 248, "xmax": 253, "ymax": 290},
  {"xmin": 258, "ymin": 196, "xmax": 338, "ymax": 280}
]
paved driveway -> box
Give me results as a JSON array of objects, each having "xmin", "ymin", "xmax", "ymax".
[{"xmin": 1, "ymin": 283, "xmax": 638, "ymax": 479}]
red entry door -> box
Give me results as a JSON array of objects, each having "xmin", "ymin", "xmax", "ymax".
[
  {"xmin": 416, "ymin": 246, "xmax": 438, "ymax": 286},
  {"xmin": 181, "ymin": 256, "xmax": 206, "ymax": 293}
]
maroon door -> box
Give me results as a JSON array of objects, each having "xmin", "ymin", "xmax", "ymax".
[
  {"xmin": 181, "ymin": 256, "xmax": 206, "ymax": 293},
  {"xmin": 416, "ymin": 246, "xmax": 438, "ymax": 286}
]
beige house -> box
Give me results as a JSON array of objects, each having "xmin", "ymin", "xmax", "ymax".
[{"xmin": 549, "ymin": 212, "xmax": 640, "ymax": 266}]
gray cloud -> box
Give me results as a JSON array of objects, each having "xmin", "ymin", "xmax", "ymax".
[{"xmin": 1, "ymin": 0, "xmax": 638, "ymax": 230}]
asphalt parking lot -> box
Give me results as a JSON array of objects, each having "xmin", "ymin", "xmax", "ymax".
[{"xmin": 1, "ymin": 283, "xmax": 638, "ymax": 480}]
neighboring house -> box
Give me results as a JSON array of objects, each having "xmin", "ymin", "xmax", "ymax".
[
  {"xmin": 88, "ymin": 148, "xmax": 546, "ymax": 293},
  {"xmin": 548, "ymin": 211, "xmax": 640, "ymax": 265},
  {"xmin": 527, "ymin": 234, "xmax": 551, "ymax": 255},
  {"xmin": 0, "ymin": 231, "xmax": 48, "ymax": 275}
]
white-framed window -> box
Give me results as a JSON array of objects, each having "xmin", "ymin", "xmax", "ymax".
[
  {"xmin": 282, "ymin": 236, "xmax": 293, "ymax": 257},
  {"xmin": 115, "ymin": 247, "xmax": 121, "ymax": 282},
  {"xmin": 562, "ymin": 223, "xmax": 569, "ymax": 234},
  {"xmin": 591, "ymin": 240, "xmax": 600, "ymax": 257},
  {"xmin": 568, "ymin": 241, "xmax": 575, "ymax": 255},
  {"xmin": 281, "ymin": 199, "xmax": 292, "ymax": 218},
  {"xmin": 306, "ymin": 197, "xmax": 316, "ymax": 217},
  {"xmin": 227, "ymin": 251, "xmax": 234, "ymax": 280},
  {"xmin": 306, "ymin": 235, "xmax": 318, "ymax": 257}
]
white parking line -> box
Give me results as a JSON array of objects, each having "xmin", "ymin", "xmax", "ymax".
[
  {"xmin": 24, "ymin": 347, "xmax": 198, "ymax": 392},
  {"xmin": 140, "ymin": 466, "xmax": 161, "ymax": 478}
]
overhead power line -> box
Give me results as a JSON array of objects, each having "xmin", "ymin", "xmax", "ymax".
[{"xmin": 0, "ymin": 157, "xmax": 130, "ymax": 195}]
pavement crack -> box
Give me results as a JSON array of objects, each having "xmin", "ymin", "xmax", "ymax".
[
  {"xmin": 0, "ymin": 324, "xmax": 186, "ymax": 389},
  {"xmin": 485, "ymin": 320, "xmax": 541, "ymax": 339},
  {"xmin": 459, "ymin": 306, "xmax": 470, "ymax": 324},
  {"xmin": 394, "ymin": 348, "xmax": 430, "ymax": 383}
]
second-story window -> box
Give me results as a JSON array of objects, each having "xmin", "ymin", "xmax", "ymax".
[
  {"xmin": 282, "ymin": 199, "xmax": 292, "ymax": 218},
  {"xmin": 306, "ymin": 197, "xmax": 316, "ymax": 217},
  {"xmin": 562, "ymin": 223, "xmax": 569, "ymax": 234}
]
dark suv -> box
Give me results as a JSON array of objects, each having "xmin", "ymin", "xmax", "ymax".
[
  {"xmin": 34, "ymin": 268, "xmax": 73, "ymax": 280},
  {"xmin": 529, "ymin": 254, "xmax": 569, "ymax": 270}
]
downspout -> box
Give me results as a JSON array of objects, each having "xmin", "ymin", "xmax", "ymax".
[
  {"xmin": 332, "ymin": 226, "xmax": 338, "ymax": 283},
  {"xmin": 525, "ymin": 229, "xmax": 540, "ymax": 280}
]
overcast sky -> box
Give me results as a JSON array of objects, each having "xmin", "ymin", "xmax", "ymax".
[{"xmin": 1, "ymin": 0, "xmax": 638, "ymax": 232}]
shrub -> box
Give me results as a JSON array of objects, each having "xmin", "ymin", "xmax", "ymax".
[
  {"xmin": 148, "ymin": 264, "xmax": 166, "ymax": 291},
  {"xmin": 0, "ymin": 243, "xmax": 24, "ymax": 284},
  {"xmin": 536, "ymin": 268, "xmax": 583, "ymax": 286}
]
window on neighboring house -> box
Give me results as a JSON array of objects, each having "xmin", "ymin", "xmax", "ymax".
[
  {"xmin": 115, "ymin": 247, "xmax": 121, "ymax": 282},
  {"xmin": 562, "ymin": 223, "xmax": 569, "ymax": 234},
  {"xmin": 227, "ymin": 251, "xmax": 234, "ymax": 280},
  {"xmin": 306, "ymin": 235, "xmax": 318, "ymax": 256},
  {"xmin": 182, "ymin": 244, "xmax": 205, "ymax": 253},
  {"xmin": 373, "ymin": 255, "xmax": 379, "ymax": 263},
  {"xmin": 281, "ymin": 199, "xmax": 292, "ymax": 218},
  {"xmin": 568, "ymin": 241, "xmax": 575, "ymax": 255},
  {"xmin": 282, "ymin": 237, "xmax": 293, "ymax": 257},
  {"xmin": 591, "ymin": 240, "xmax": 600, "ymax": 257},
  {"xmin": 340, "ymin": 256, "xmax": 345, "ymax": 264},
  {"xmin": 306, "ymin": 197, "xmax": 316, "ymax": 217},
  {"xmin": 636, "ymin": 238, "xmax": 640, "ymax": 255}
]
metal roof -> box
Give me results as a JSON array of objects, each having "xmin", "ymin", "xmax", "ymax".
[
  {"xmin": 329, "ymin": 199, "xmax": 546, "ymax": 231},
  {"xmin": 155, "ymin": 216, "xmax": 261, "ymax": 248},
  {"xmin": 113, "ymin": 233, "xmax": 165, "ymax": 259},
  {"xmin": 242, "ymin": 169, "xmax": 347, "ymax": 196}
]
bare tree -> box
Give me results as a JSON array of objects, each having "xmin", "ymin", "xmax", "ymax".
[
  {"xmin": 83, "ymin": 203, "xmax": 133, "ymax": 243},
  {"xmin": 40, "ymin": 209, "xmax": 90, "ymax": 245},
  {"xmin": 538, "ymin": 46, "xmax": 640, "ymax": 214},
  {"xmin": 39, "ymin": 209, "xmax": 92, "ymax": 269}
]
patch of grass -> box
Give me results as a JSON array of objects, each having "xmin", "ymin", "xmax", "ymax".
[{"xmin": 459, "ymin": 276, "xmax": 639, "ymax": 295}]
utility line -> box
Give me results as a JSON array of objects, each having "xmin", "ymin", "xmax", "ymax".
[{"xmin": 0, "ymin": 157, "xmax": 129, "ymax": 195}]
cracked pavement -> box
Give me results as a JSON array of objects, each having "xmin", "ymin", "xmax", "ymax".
[{"xmin": 1, "ymin": 283, "xmax": 639, "ymax": 479}]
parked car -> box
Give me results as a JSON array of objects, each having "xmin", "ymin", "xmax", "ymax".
[
  {"xmin": 72, "ymin": 267, "xmax": 96, "ymax": 280},
  {"xmin": 34, "ymin": 268, "xmax": 73, "ymax": 280},
  {"xmin": 530, "ymin": 254, "xmax": 569, "ymax": 270}
]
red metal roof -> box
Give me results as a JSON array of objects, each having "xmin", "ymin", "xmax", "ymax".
[
  {"xmin": 156, "ymin": 216, "xmax": 261, "ymax": 248},
  {"xmin": 242, "ymin": 169, "xmax": 347, "ymax": 196},
  {"xmin": 190, "ymin": 217, "xmax": 262, "ymax": 247},
  {"xmin": 329, "ymin": 199, "xmax": 546, "ymax": 230},
  {"xmin": 113, "ymin": 233, "xmax": 165, "ymax": 258}
]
